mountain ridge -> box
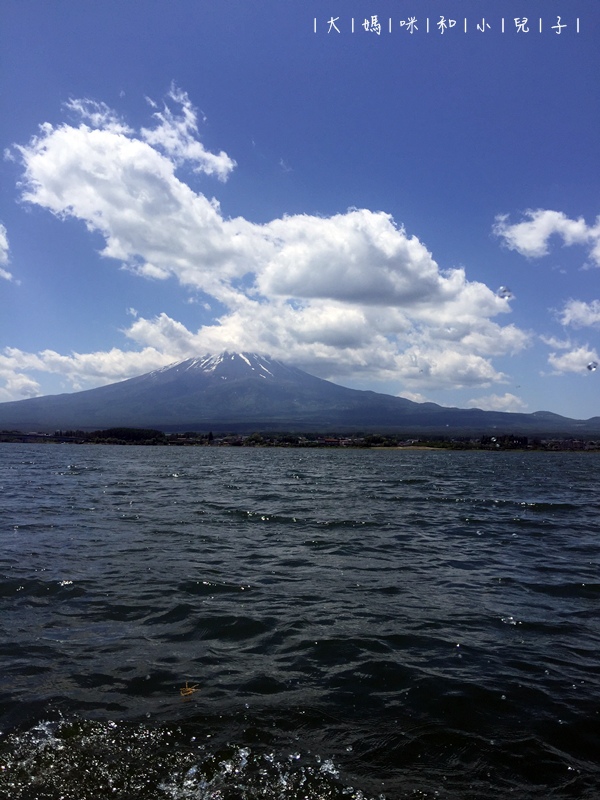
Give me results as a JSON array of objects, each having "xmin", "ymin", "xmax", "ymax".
[{"xmin": 0, "ymin": 351, "xmax": 598, "ymax": 436}]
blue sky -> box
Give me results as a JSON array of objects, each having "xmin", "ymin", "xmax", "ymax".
[{"xmin": 1, "ymin": 0, "xmax": 599, "ymax": 419}]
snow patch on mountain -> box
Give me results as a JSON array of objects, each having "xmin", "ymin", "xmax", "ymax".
[{"xmin": 147, "ymin": 352, "xmax": 291, "ymax": 381}]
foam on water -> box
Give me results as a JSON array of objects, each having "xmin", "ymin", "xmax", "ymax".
[{"xmin": 0, "ymin": 717, "xmax": 385, "ymax": 800}]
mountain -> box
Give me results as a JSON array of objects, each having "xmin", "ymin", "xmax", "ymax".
[{"xmin": 0, "ymin": 351, "xmax": 598, "ymax": 436}]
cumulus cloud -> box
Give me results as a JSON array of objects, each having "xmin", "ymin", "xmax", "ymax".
[
  {"xmin": 14, "ymin": 113, "xmax": 251, "ymax": 298},
  {"xmin": 122, "ymin": 308, "xmax": 511, "ymax": 390},
  {"xmin": 547, "ymin": 345, "xmax": 599, "ymax": 375},
  {"xmin": 467, "ymin": 392, "xmax": 528, "ymax": 412},
  {"xmin": 260, "ymin": 209, "xmax": 452, "ymax": 305},
  {"xmin": 0, "ymin": 346, "xmax": 174, "ymax": 397},
  {"xmin": 493, "ymin": 209, "xmax": 600, "ymax": 266},
  {"xmin": 0, "ymin": 370, "xmax": 41, "ymax": 401},
  {"xmin": 2, "ymin": 89, "xmax": 533, "ymax": 400},
  {"xmin": 558, "ymin": 299, "xmax": 600, "ymax": 329}
]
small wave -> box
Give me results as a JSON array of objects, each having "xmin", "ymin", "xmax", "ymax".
[
  {"xmin": 178, "ymin": 579, "xmax": 252, "ymax": 596},
  {"xmin": 521, "ymin": 581, "xmax": 600, "ymax": 600},
  {"xmin": 0, "ymin": 578, "xmax": 86, "ymax": 601}
]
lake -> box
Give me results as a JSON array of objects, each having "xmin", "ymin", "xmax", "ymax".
[{"xmin": 0, "ymin": 445, "xmax": 598, "ymax": 799}]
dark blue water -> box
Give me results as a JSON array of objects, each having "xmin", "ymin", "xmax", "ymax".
[{"xmin": 0, "ymin": 445, "xmax": 598, "ymax": 799}]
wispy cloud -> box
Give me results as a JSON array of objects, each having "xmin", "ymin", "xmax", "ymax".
[
  {"xmin": 140, "ymin": 84, "xmax": 236, "ymax": 180},
  {"xmin": 65, "ymin": 98, "xmax": 133, "ymax": 135},
  {"xmin": 0, "ymin": 222, "xmax": 15, "ymax": 282}
]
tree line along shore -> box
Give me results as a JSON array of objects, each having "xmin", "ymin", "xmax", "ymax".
[{"xmin": 1, "ymin": 427, "xmax": 599, "ymax": 451}]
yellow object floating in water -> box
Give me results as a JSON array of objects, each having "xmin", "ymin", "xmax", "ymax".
[{"xmin": 180, "ymin": 681, "xmax": 199, "ymax": 697}]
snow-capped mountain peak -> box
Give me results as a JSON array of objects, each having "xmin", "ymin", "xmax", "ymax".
[{"xmin": 147, "ymin": 352, "xmax": 297, "ymax": 383}]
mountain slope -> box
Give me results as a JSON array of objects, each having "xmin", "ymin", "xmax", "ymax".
[{"xmin": 0, "ymin": 352, "xmax": 597, "ymax": 435}]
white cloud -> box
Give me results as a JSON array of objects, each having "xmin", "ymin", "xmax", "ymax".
[
  {"xmin": 0, "ymin": 223, "xmax": 9, "ymax": 264},
  {"xmin": 421, "ymin": 319, "xmax": 529, "ymax": 357},
  {"xmin": 399, "ymin": 390, "xmax": 431, "ymax": 404},
  {"xmin": 0, "ymin": 370, "xmax": 41, "ymax": 401},
  {"xmin": 558, "ymin": 299, "xmax": 600, "ymax": 328},
  {"xmin": 0, "ymin": 346, "xmax": 174, "ymax": 397},
  {"xmin": 14, "ymin": 118, "xmax": 250, "ymax": 299},
  {"xmin": 260, "ymin": 209, "xmax": 456, "ymax": 306},
  {"xmin": 467, "ymin": 392, "xmax": 528, "ymax": 412},
  {"xmin": 540, "ymin": 334, "xmax": 572, "ymax": 350},
  {"xmin": 544, "ymin": 299, "xmax": 600, "ymax": 377},
  {"xmin": 3, "ymin": 90, "xmax": 534, "ymax": 401},
  {"xmin": 125, "ymin": 313, "xmax": 203, "ymax": 357},
  {"xmin": 547, "ymin": 345, "xmax": 599, "ymax": 375},
  {"xmin": 0, "ymin": 222, "xmax": 15, "ymax": 282},
  {"xmin": 402, "ymin": 348, "xmax": 504, "ymax": 389},
  {"xmin": 65, "ymin": 98, "xmax": 133, "ymax": 135},
  {"xmin": 121, "ymin": 308, "xmax": 510, "ymax": 391},
  {"xmin": 493, "ymin": 209, "xmax": 600, "ymax": 266},
  {"xmin": 140, "ymin": 84, "xmax": 236, "ymax": 181}
]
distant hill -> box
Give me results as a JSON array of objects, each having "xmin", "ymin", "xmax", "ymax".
[{"xmin": 0, "ymin": 351, "xmax": 598, "ymax": 436}]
